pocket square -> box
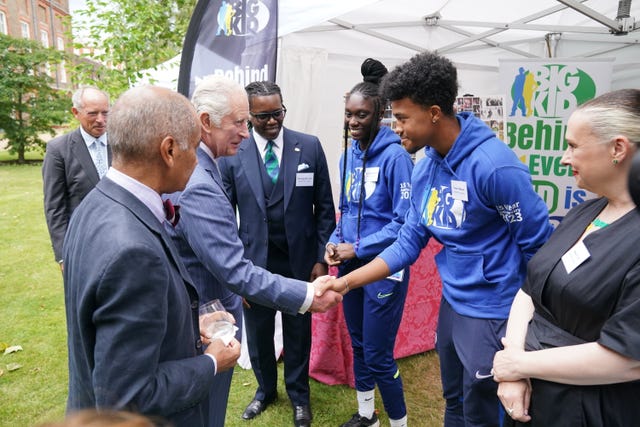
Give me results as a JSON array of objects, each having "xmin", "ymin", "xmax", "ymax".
[{"xmin": 297, "ymin": 163, "xmax": 310, "ymax": 171}]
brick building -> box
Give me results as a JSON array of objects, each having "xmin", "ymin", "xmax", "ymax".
[{"xmin": 0, "ymin": 0, "xmax": 73, "ymax": 89}]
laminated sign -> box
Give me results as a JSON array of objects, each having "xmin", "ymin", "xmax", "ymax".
[{"xmin": 499, "ymin": 59, "xmax": 613, "ymax": 225}]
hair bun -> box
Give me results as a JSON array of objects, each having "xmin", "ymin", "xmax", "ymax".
[{"xmin": 361, "ymin": 58, "xmax": 388, "ymax": 85}]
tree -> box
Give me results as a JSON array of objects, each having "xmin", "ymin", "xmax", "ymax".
[
  {"xmin": 0, "ymin": 34, "xmax": 70, "ymax": 163},
  {"xmin": 70, "ymin": 0, "xmax": 196, "ymax": 97}
]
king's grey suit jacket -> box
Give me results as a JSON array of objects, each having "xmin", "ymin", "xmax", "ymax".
[
  {"xmin": 42, "ymin": 128, "xmax": 112, "ymax": 261},
  {"xmin": 63, "ymin": 178, "xmax": 212, "ymax": 427},
  {"xmin": 164, "ymin": 147, "xmax": 310, "ymax": 427},
  {"xmin": 166, "ymin": 147, "xmax": 309, "ymax": 314}
]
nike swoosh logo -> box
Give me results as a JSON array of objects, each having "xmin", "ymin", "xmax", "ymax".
[
  {"xmin": 377, "ymin": 292, "xmax": 394, "ymax": 299},
  {"xmin": 475, "ymin": 370, "xmax": 494, "ymax": 379},
  {"xmin": 364, "ymin": 397, "xmax": 373, "ymax": 402}
]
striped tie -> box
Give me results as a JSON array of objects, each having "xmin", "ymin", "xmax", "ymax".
[{"xmin": 264, "ymin": 140, "xmax": 279, "ymax": 184}]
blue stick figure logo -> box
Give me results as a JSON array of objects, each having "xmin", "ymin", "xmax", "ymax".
[{"xmin": 509, "ymin": 67, "xmax": 538, "ymax": 117}]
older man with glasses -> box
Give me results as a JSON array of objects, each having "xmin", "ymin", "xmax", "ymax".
[{"xmin": 218, "ymin": 81, "xmax": 335, "ymax": 427}]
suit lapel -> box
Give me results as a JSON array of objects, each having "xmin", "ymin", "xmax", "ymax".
[
  {"xmin": 282, "ymin": 129, "xmax": 301, "ymax": 210},
  {"xmin": 99, "ymin": 179, "xmax": 194, "ymax": 288},
  {"xmin": 71, "ymin": 131, "xmax": 100, "ymax": 185},
  {"xmin": 197, "ymin": 147, "xmax": 230, "ymax": 202},
  {"xmin": 239, "ymin": 137, "xmax": 267, "ymax": 215}
]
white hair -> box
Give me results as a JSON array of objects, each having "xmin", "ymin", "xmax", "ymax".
[{"xmin": 190, "ymin": 75, "xmax": 247, "ymax": 127}]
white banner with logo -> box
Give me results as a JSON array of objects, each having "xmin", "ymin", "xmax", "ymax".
[{"xmin": 499, "ymin": 59, "xmax": 613, "ymax": 225}]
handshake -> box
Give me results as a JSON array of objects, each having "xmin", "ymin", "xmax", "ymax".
[
  {"xmin": 308, "ymin": 241, "xmax": 386, "ymax": 312},
  {"xmin": 308, "ymin": 275, "xmax": 351, "ymax": 313}
]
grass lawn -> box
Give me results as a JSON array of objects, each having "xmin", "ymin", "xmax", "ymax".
[{"xmin": 0, "ymin": 154, "xmax": 444, "ymax": 426}]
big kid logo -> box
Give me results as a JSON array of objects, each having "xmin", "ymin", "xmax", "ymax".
[
  {"xmin": 421, "ymin": 185, "xmax": 466, "ymax": 230},
  {"xmin": 509, "ymin": 64, "xmax": 596, "ymax": 118},
  {"xmin": 216, "ymin": 0, "xmax": 271, "ymax": 37}
]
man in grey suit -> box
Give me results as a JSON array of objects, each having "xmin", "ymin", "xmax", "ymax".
[
  {"xmin": 42, "ymin": 86, "xmax": 111, "ymax": 268},
  {"xmin": 63, "ymin": 85, "xmax": 241, "ymax": 427},
  {"xmin": 164, "ymin": 75, "xmax": 341, "ymax": 427},
  {"xmin": 218, "ymin": 81, "xmax": 335, "ymax": 427}
]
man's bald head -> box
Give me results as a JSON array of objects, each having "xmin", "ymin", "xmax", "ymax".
[{"xmin": 108, "ymin": 86, "xmax": 200, "ymax": 164}]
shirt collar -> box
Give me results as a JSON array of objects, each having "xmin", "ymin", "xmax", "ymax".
[
  {"xmin": 253, "ymin": 129, "xmax": 283, "ymax": 152},
  {"xmin": 199, "ymin": 141, "xmax": 216, "ymax": 161},
  {"xmin": 105, "ymin": 168, "xmax": 165, "ymax": 224},
  {"xmin": 80, "ymin": 127, "xmax": 107, "ymax": 147}
]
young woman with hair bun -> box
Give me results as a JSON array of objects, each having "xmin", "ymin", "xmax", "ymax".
[{"xmin": 325, "ymin": 58, "xmax": 414, "ymax": 427}]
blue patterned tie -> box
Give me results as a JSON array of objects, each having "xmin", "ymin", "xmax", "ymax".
[
  {"xmin": 92, "ymin": 139, "xmax": 107, "ymax": 178},
  {"xmin": 264, "ymin": 140, "xmax": 279, "ymax": 184}
]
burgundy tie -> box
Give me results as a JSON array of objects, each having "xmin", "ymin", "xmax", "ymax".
[{"xmin": 163, "ymin": 199, "xmax": 180, "ymax": 227}]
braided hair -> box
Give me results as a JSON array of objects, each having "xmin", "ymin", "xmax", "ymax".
[
  {"xmin": 244, "ymin": 80, "xmax": 283, "ymax": 103},
  {"xmin": 336, "ymin": 58, "xmax": 388, "ymax": 247}
]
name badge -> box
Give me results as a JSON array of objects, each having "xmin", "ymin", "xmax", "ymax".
[
  {"xmin": 296, "ymin": 172, "xmax": 314, "ymax": 187},
  {"xmin": 451, "ymin": 180, "xmax": 468, "ymax": 202},
  {"xmin": 365, "ymin": 167, "xmax": 380, "ymax": 183},
  {"xmin": 561, "ymin": 240, "xmax": 590, "ymax": 274}
]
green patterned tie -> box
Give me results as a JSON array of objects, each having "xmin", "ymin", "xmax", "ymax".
[{"xmin": 264, "ymin": 140, "xmax": 279, "ymax": 184}]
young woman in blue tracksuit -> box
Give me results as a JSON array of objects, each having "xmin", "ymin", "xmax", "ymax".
[
  {"xmin": 325, "ymin": 58, "xmax": 414, "ymax": 427},
  {"xmin": 322, "ymin": 52, "xmax": 554, "ymax": 427}
]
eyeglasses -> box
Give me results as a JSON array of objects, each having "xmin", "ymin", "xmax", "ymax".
[{"xmin": 250, "ymin": 107, "xmax": 287, "ymax": 123}]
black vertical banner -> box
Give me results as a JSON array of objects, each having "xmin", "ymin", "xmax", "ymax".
[{"xmin": 178, "ymin": 0, "xmax": 278, "ymax": 98}]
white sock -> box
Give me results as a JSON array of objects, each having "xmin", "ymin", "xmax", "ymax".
[
  {"xmin": 390, "ymin": 414, "xmax": 408, "ymax": 427},
  {"xmin": 356, "ymin": 389, "xmax": 375, "ymax": 419}
]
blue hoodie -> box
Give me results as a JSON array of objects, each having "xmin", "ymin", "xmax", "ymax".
[
  {"xmin": 329, "ymin": 125, "xmax": 413, "ymax": 263},
  {"xmin": 380, "ymin": 113, "xmax": 553, "ymax": 319}
]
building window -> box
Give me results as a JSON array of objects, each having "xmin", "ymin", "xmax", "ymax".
[
  {"xmin": 20, "ymin": 21, "xmax": 30, "ymax": 38},
  {"xmin": 40, "ymin": 29, "xmax": 49, "ymax": 47},
  {"xmin": 39, "ymin": 5, "xmax": 47, "ymax": 23},
  {"xmin": 59, "ymin": 60, "xmax": 67, "ymax": 83},
  {"xmin": 55, "ymin": 14, "xmax": 63, "ymax": 32},
  {"xmin": 56, "ymin": 36, "xmax": 67, "ymax": 83},
  {"xmin": 0, "ymin": 11, "xmax": 7, "ymax": 35}
]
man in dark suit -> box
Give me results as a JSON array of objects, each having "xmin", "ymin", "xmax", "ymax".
[
  {"xmin": 165, "ymin": 76, "xmax": 341, "ymax": 427},
  {"xmin": 218, "ymin": 81, "xmax": 335, "ymax": 427},
  {"xmin": 63, "ymin": 85, "xmax": 241, "ymax": 427},
  {"xmin": 42, "ymin": 86, "xmax": 112, "ymax": 269}
]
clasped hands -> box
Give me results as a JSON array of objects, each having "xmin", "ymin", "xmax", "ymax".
[
  {"xmin": 492, "ymin": 337, "xmax": 532, "ymax": 423},
  {"xmin": 324, "ymin": 242, "xmax": 356, "ymax": 266}
]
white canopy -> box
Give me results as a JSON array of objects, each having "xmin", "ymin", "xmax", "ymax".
[
  {"xmin": 146, "ymin": 0, "xmax": 640, "ymax": 199},
  {"xmin": 275, "ymin": 0, "xmax": 639, "ymax": 195}
]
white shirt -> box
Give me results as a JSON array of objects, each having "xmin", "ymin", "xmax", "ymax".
[
  {"xmin": 80, "ymin": 127, "xmax": 108, "ymax": 171},
  {"xmin": 253, "ymin": 129, "xmax": 283, "ymax": 166}
]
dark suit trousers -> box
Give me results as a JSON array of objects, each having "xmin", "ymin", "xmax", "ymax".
[{"xmin": 243, "ymin": 302, "xmax": 311, "ymax": 406}]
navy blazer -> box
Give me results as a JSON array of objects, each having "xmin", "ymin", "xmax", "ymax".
[
  {"xmin": 218, "ymin": 128, "xmax": 335, "ymax": 281},
  {"xmin": 42, "ymin": 128, "xmax": 112, "ymax": 260},
  {"xmin": 165, "ymin": 147, "xmax": 309, "ymax": 315},
  {"xmin": 63, "ymin": 178, "xmax": 212, "ymax": 427}
]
